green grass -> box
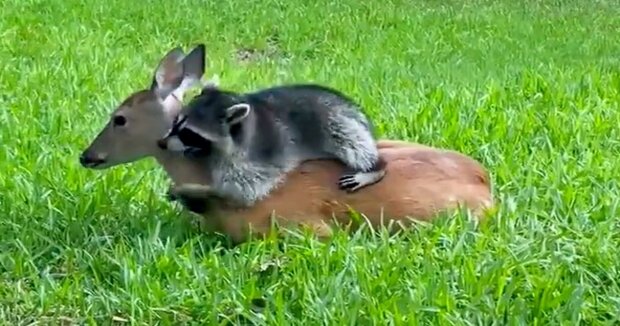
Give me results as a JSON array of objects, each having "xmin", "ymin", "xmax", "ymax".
[{"xmin": 2, "ymin": 0, "xmax": 620, "ymax": 323}]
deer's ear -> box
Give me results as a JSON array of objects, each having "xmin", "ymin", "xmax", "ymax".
[
  {"xmin": 182, "ymin": 44, "xmax": 206, "ymax": 84},
  {"xmin": 166, "ymin": 44, "xmax": 206, "ymax": 102},
  {"xmin": 166, "ymin": 44, "xmax": 208, "ymax": 103},
  {"xmin": 150, "ymin": 47, "xmax": 186, "ymax": 99},
  {"xmin": 225, "ymin": 103, "xmax": 251, "ymax": 125}
]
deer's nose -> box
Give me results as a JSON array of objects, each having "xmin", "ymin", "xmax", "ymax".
[{"xmin": 79, "ymin": 151, "xmax": 106, "ymax": 168}]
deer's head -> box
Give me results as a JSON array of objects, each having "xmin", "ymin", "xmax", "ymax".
[{"xmin": 79, "ymin": 44, "xmax": 207, "ymax": 169}]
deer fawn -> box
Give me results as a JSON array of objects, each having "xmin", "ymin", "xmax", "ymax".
[{"xmin": 79, "ymin": 45, "xmax": 494, "ymax": 244}]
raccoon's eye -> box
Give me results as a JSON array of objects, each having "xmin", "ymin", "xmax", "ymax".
[{"xmin": 112, "ymin": 115, "xmax": 127, "ymax": 127}]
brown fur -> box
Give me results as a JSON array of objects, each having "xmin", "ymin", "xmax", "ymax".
[{"xmin": 155, "ymin": 139, "xmax": 494, "ymax": 243}]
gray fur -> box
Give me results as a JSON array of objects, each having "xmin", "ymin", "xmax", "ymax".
[{"xmin": 160, "ymin": 84, "xmax": 386, "ymax": 207}]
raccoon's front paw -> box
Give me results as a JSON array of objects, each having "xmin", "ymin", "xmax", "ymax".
[
  {"xmin": 166, "ymin": 185, "xmax": 179, "ymax": 201},
  {"xmin": 170, "ymin": 183, "xmax": 213, "ymax": 199},
  {"xmin": 166, "ymin": 184, "xmax": 211, "ymax": 214},
  {"xmin": 179, "ymin": 197, "xmax": 210, "ymax": 214}
]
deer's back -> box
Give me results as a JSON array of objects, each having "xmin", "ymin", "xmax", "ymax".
[{"xmin": 207, "ymin": 141, "xmax": 493, "ymax": 242}]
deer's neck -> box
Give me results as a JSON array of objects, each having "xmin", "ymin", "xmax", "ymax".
[{"xmin": 153, "ymin": 150, "xmax": 213, "ymax": 186}]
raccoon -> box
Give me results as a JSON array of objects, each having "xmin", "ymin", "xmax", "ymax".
[{"xmin": 158, "ymin": 81, "xmax": 387, "ymax": 207}]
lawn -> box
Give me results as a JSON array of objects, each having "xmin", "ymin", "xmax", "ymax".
[{"xmin": 2, "ymin": 0, "xmax": 620, "ymax": 324}]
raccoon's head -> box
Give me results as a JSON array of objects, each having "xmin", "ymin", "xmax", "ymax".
[{"xmin": 157, "ymin": 86, "xmax": 252, "ymax": 156}]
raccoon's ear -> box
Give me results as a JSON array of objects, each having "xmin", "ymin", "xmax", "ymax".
[{"xmin": 225, "ymin": 103, "xmax": 251, "ymax": 125}]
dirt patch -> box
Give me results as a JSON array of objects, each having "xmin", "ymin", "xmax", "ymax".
[{"xmin": 234, "ymin": 34, "xmax": 286, "ymax": 63}]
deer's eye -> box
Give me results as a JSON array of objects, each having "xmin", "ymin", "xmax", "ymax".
[{"xmin": 113, "ymin": 115, "xmax": 127, "ymax": 127}]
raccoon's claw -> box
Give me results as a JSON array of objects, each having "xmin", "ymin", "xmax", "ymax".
[
  {"xmin": 338, "ymin": 174, "xmax": 361, "ymax": 192},
  {"xmin": 339, "ymin": 170, "xmax": 385, "ymax": 192}
]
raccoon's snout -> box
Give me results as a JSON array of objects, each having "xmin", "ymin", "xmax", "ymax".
[{"xmin": 157, "ymin": 138, "xmax": 168, "ymax": 150}]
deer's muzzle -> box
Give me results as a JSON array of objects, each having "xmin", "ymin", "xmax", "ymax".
[{"xmin": 79, "ymin": 150, "xmax": 107, "ymax": 168}]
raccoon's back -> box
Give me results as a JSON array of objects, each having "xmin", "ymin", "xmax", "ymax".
[
  {"xmin": 242, "ymin": 96, "xmax": 298, "ymax": 169},
  {"xmin": 250, "ymin": 83, "xmax": 366, "ymax": 130},
  {"xmin": 249, "ymin": 84, "xmax": 360, "ymax": 114},
  {"xmin": 246, "ymin": 83, "xmax": 371, "ymax": 159}
]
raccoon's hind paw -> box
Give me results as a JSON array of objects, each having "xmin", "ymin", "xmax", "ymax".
[
  {"xmin": 338, "ymin": 170, "xmax": 386, "ymax": 192},
  {"xmin": 338, "ymin": 174, "xmax": 361, "ymax": 192}
]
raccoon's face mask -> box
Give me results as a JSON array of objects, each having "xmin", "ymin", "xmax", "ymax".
[{"xmin": 157, "ymin": 114, "xmax": 213, "ymax": 157}]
